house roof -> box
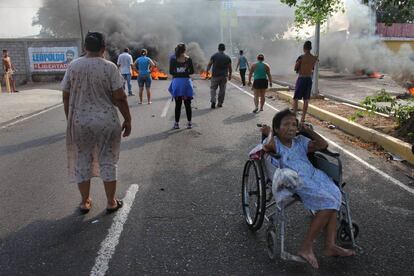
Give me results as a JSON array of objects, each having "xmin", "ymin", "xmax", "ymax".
[{"xmin": 376, "ymin": 23, "xmax": 414, "ymax": 38}]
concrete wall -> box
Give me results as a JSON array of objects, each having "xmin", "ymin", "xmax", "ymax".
[
  {"xmin": 382, "ymin": 40, "xmax": 414, "ymax": 53},
  {"xmin": 0, "ymin": 38, "xmax": 80, "ymax": 85}
]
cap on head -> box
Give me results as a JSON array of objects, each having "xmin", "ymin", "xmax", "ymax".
[
  {"xmin": 218, "ymin": 43, "xmax": 225, "ymax": 51},
  {"xmin": 84, "ymin": 32, "xmax": 106, "ymax": 52}
]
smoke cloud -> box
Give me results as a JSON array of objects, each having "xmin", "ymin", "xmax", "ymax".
[{"xmin": 32, "ymin": 0, "xmax": 413, "ymax": 82}]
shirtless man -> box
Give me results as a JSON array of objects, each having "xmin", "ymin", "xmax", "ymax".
[
  {"xmin": 2, "ymin": 49, "xmax": 18, "ymax": 92},
  {"xmin": 293, "ymin": 41, "xmax": 317, "ymax": 124}
]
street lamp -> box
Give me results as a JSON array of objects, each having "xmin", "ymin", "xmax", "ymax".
[{"xmin": 77, "ymin": 0, "xmax": 84, "ymax": 50}]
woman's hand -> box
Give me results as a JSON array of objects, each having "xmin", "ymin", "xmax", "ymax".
[
  {"xmin": 260, "ymin": 124, "xmax": 271, "ymax": 136},
  {"xmin": 122, "ymin": 120, "xmax": 131, "ymax": 137}
]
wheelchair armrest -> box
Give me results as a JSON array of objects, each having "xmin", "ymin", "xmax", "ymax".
[
  {"xmin": 268, "ymin": 152, "xmax": 281, "ymax": 159},
  {"xmin": 319, "ymin": 148, "xmax": 340, "ymax": 157}
]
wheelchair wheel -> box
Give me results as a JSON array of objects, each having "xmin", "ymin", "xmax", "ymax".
[
  {"xmin": 337, "ymin": 220, "xmax": 359, "ymax": 245},
  {"xmin": 266, "ymin": 226, "xmax": 278, "ymax": 260},
  {"xmin": 241, "ymin": 160, "xmax": 266, "ymax": 232}
]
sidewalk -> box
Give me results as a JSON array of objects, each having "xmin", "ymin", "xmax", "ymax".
[
  {"xmin": 0, "ymin": 82, "xmax": 62, "ymax": 126},
  {"xmin": 272, "ymin": 68, "xmax": 407, "ymax": 104}
]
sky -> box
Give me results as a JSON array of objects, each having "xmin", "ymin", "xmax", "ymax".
[{"xmin": 0, "ymin": 0, "xmax": 42, "ymax": 38}]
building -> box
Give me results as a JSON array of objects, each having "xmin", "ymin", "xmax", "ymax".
[{"xmin": 376, "ymin": 23, "xmax": 414, "ymax": 53}]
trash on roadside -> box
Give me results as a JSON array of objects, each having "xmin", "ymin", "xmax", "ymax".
[
  {"xmin": 92, "ymin": 220, "xmax": 99, "ymax": 224},
  {"xmin": 385, "ymin": 152, "xmax": 404, "ymax": 162},
  {"xmin": 160, "ymin": 188, "xmax": 165, "ymax": 191},
  {"xmin": 328, "ymin": 124, "xmax": 336, "ymax": 129}
]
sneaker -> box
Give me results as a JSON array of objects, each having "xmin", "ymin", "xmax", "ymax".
[
  {"xmin": 138, "ymin": 101, "xmax": 143, "ymax": 104},
  {"xmin": 173, "ymin": 122, "xmax": 179, "ymax": 129},
  {"xmin": 252, "ymin": 107, "xmax": 259, "ymax": 113},
  {"xmin": 211, "ymin": 102, "xmax": 216, "ymax": 109},
  {"xmin": 217, "ymin": 103, "xmax": 223, "ymax": 108},
  {"xmin": 128, "ymin": 93, "xmax": 135, "ymax": 96},
  {"xmin": 187, "ymin": 122, "xmax": 192, "ymax": 129},
  {"xmin": 148, "ymin": 101, "xmax": 152, "ymax": 105}
]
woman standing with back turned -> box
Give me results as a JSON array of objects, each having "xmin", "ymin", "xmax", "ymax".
[
  {"xmin": 248, "ymin": 54, "xmax": 272, "ymax": 113},
  {"xmin": 168, "ymin": 43, "xmax": 195, "ymax": 129},
  {"xmin": 62, "ymin": 32, "xmax": 132, "ymax": 214}
]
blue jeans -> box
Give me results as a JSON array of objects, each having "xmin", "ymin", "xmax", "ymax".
[
  {"xmin": 138, "ymin": 75, "xmax": 152, "ymax": 88},
  {"xmin": 122, "ymin": 73, "xmax": 132, "ymax": 95}
]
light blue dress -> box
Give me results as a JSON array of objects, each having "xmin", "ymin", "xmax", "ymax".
[{"xmin": 274, "ymin": 135, "xmax": 341, "ymax": 211}]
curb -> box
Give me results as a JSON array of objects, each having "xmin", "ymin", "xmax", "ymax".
[{"xmin": 232, "ymin": 73, "xmax": 414, "ymax": 165}]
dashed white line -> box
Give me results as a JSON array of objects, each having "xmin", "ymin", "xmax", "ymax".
[
  {"xmin": 0, "ymin": 103, "xmax": 63, "ymax": 130},
  {"xmin": 229, "ymin": 81, "xmax": 414, "ymax": 195},
  {"xmin": 90, "ymin": 184, "xmax": 139, "ymax": 276},
  {"xmin": 161, "ymin": 98, "xmax": 172, "ymax": 118}
]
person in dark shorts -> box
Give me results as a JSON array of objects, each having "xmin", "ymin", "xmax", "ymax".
[
  {"xmin": 236, "ymin": 50, "xmax": 249, "ymax": 86},
  {"xmin": 168, "ymin": 43, "xmax": 195, "ymax": 129},
  {"xmin": 248, "ymin": 54, "xmax": 272, "ymax": 113},
  {"xmin": 134, "ymin": 49, "xmax": 155, "ymax": 104},
  {"xmin": 293, "ymin": 40, "xmax": 318, "ymax": 124},
  {"xmin": 206, "ymin": 43, "xmax": 232, "ymax": 108}
]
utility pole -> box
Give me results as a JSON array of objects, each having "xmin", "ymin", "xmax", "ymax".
[
  {"xmin": 312, "ymin": 21, "xmax": 320, "ymax": 96},
  {"xmin": 77, "ymin": 0, "xmax": 84, "ymax": 50}
]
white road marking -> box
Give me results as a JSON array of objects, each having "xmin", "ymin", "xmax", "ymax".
[
  {"xmin": 90, "ymin": 184, "xmax": 139, "ymax": 276},
  {"xmin": 161, "ymin": 98, "xmax": 172, "ymax": 118},
  {"xmin": 229, "ymin": 81, "xmax": 414, "ymax": 195},
  {"xmin": 0, "ymin": 103, "xmax": 63, "ymax": 130}
]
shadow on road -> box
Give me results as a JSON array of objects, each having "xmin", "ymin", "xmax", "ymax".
[
  {"xmin": 222, "ymin": 113, "xmax": 256, "ymax": 125},
  {"xmin": 0, "ymin": 133, "xmax": 65, "ymax": 157}
]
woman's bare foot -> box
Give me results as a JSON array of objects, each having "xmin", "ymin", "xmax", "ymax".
[
  {"xmin": 324, "ymin": 245, "xmax": 355, "ymax": 257},
  {"xmin": 79, "ymin": 198, "xmax": 92, "ymax": 213},
  {"xmin": 298, "ymin": 248, "xmax": 319, "ymax": 269}
]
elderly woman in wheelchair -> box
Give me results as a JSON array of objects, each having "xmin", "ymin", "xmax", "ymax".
[{"xmin": 242, "ymin": 108, "xmax": 357, "ymax": 269}]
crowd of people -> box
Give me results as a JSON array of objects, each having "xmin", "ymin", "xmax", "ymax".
[
  {"xmin": 61, "ymin": 31, "xmax": 320, "ymax": 213},
  {"xmin": 59, "ymin": 31, "xmax": 356, "ymax": 270}
]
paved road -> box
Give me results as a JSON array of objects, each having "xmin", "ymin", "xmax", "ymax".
[{"xmin": 0, "ymin": 79, "xmax": 413, "ymax": 275}]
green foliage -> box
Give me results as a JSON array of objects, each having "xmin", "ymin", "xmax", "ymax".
[
  {"xmin": 361, "ymin": 89, "xmax": 394, "ymax": 105},
  {"xmin": 362, "ymin": 0, "xmax": 414, "ymax": 24},
  {"xmin": 361, "ymin": 89, "xmax": 414, "ymax": 126},
  {"xmin": 348, "ymin": 110, "xmax": 369, "ymax": 122},
  {"xmin": 394, "ymin": 105, "xmax": 414, "ymax": 125},
  {"xmin": 281, "ymin": 0, "xmax": 344, "ymax": 26}
]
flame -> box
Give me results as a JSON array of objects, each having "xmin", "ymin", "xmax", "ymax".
[
  {"xmin": 131, "ymin": 67, "xmax": 168, "ymax": 80},
  {"xmin": 132, "ymin": 68, "xmax": 138, "ymax": 78},
  {"xmin": 368, "ymin": 72, "xmax": 384, "ymax": 79},
  {"xmin": 151, "ymin": 66, "xmax": 168, "ymax": 80},
  {"xmin": 200, "ymin": 71, "xmax": 211, "ymax": 80},
  {"xmin": 409, "ymin": 87, "xmax": 414, "ymax": 95}
]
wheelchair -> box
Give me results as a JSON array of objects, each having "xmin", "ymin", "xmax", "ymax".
[{"xmin": 241, "ymin": 130, "xmax": 360, "ymax": 261}]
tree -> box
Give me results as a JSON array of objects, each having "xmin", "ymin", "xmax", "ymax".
[
  {"xmin": 280, "ymin": 0, "xmax": 344, "ymax": 27},
  {"xmin": 362, "ymin": 0, "xmax": 414, "ymax": 25}
]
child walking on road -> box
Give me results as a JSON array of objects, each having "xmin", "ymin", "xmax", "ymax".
[{"xmin": 293, "ymin": 41, "xmax": 318, "ymax": 124}]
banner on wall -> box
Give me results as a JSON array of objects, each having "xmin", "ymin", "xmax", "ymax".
[{"xmin": 28, "ymin": 47, "xmax": 79, "ymax": 72}]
